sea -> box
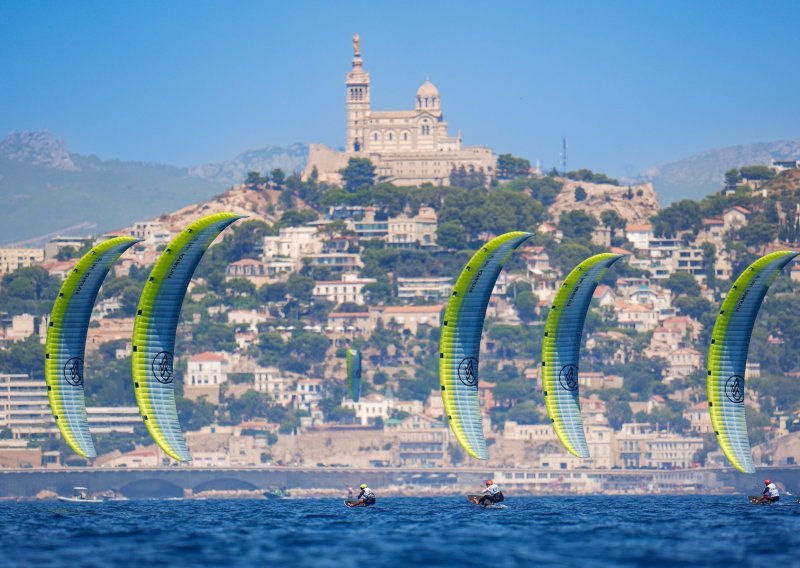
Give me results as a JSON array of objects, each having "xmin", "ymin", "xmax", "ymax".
[{"xmin": 1, "ymin": 496, "xmax": 799, "ymax": 567}]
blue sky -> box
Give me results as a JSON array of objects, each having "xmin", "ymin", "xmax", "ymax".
[{"xmin": 1, "ymin": 0, "xmax": 798, "ymax": 176}]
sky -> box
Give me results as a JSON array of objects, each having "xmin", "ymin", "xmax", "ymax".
[{"xmin": 1, "ymin": 0, "xmax": 799, "ymax": 176}]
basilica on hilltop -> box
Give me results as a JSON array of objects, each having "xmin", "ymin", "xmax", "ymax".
[{"xmin": 303, "ymin": 34, "xmax": 497, "ymax": 186}]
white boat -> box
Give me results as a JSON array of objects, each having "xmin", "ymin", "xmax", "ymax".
[{"xmin": 56, "ymin": 487, "xmax": 103, "ymax": 503}]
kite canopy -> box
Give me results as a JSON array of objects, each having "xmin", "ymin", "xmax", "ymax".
[
  {"xmin": 439, "ymin": 231, "xmax": 534, "ymax": 460},
  {"xmin": 541, "ymin": 253, "xmax": 623, "ymax": 458},
  {"xmin": 45, "ymin": 236, "xmax": 140, "ymax": 458},
  {"xmin": 132, "ymin": 212, "xmax": 243, "ymax": 462},
  {"xmin": 707, "ymin": 250, "xmax": 798, "ymax": 473},
  {"xmin": 346, "ymin": 349, "xmax": 362, "ymax": 403}
]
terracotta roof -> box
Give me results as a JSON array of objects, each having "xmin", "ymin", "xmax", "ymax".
[
  {"xmin": 329, "ymin": 312, "xmax": 370, "ymax": 318},
  {"xmin": 188, "ymin": 352, "xmax": 227, "ymax": 362},
  {"xmin": 314, "ymin": 279, "xmax": 374, "ymax": 285},
  {"xmin": 380, "ymin": 304, "xmax": 444, "ymax": 314},
  {"xmin": 594, "ymin": 285, "xmax": 612, "ymax": 297},
  {"xmin": 626, "ymin": 224, "xmax": 653, "ymax": 232},
  {"xmin": 228, "ymin": 258, "xmax": 262, "ymax": 266},
  {"xmin": 611, "ymin": 246, "xmax": 633, "ymax": 255},
  {"xmin": 725, "ymin": 205, "xmax": 751, "ymax": 215}
]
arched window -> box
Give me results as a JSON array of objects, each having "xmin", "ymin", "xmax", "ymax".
[
  {"xmin": 387, "ymin": 132, "xmax": 394, "ymax": 141},
  {"xmin": 403, "ymin": 132, "xmax": 409, "ymax": 141},
  {"xmin": 372, "ymin": 132, "xmax": 379, "ymax": 142}
]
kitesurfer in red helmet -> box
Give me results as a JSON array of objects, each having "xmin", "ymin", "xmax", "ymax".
[
  {"xmin": 758, "ymin": 479, "xmax": 780, "ymax": 504},
  {"xmin": 478, "ymin": 479, "xmax": 504, "ymax": 507}
]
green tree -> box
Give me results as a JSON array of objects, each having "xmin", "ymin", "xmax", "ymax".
[
  {"xmin": 340, "ymin": 158, "xmax": 376, "ymax": 192},
  {"xmin": 0, "ymin": 336, "xmax": 45, "ymax": 379},
  {"xmin": 228, "ymin": 390, "xmax": 271, "ymax": 423},
  {"xmin": 574, "ymin": 186, "xmax": 587, "ymax": 202},
  {"xmin": 724, "ymin": 168, "xmax": 740, "ymax": 190},
  {"xmin": 600, "ymin": 210, "xmax": 626, "ymax": 231},
  {"xmin": 566, "ymin": 168, "xmax": 619, "ymax": 185},
  {"xmin": 177, "ymin": 397, "xmax": 216, "ymax": 431},
  {"xmin": 738, "ymin": 165, "xmax": 775, "ymax": 181},
  {"xmin": 496, "ymin": 154, "xmax": 531, "ymax": 180},
  {"xmin": 245, "ymin": 171, "xmax": 263, "ymax": 186},
  {"xmin": 664, "ymin": 272, "xmax": 700, "ymax": 297},
  {"xmin": 513, "ymin": 290, "xmax": 538, "ymax": 323},
  {"xmin": 363, "ymin": 278, "xmax": 393, "ymax": 304},
  {"xmin": 651, "ymin": 200, "xmax": 702, "ymax": 237},
  {"xmin": 551, "ymin": 241, "xmax": 593, "ymax": 275},
  {"xmin": 506, "ymin": 401, "xmax": 542, "ymax": 424},
  {"xmin": 740, "ymin": 218, "xmax": 777, "ymax": 249},
  {"xmin": 287, "ymin": 273, "xmax": 315, "ymax": 302},
  {"xmin": 270, "ymin": 168, "xmax": 286, "ymax": 190},
  {"xmin": 674, "ymin": 296, "xmax": 712, "ymax": 321},
  {"xmin": 558, "ymin": 210, "xmax": 597, "ymax": 241},
  {"xmin": 701, "ymin": 242, "xmax": 717, "ymax": 289},
  {"xmin": 275, "ymin": 209, "xmax": 318, "ymax": 228},
  {"xmin": 437, "ymin": 221, "xmax": 467, "ymax": 250}
]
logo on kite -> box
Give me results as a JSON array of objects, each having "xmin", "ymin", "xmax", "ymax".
[
  {"xmin": 63, "ymin": 358, "xmax": 84, "ymax": 387},
  {"xmin": 725, "ymin": 375, "xmax": 745, "ymax": 403},
  {"xmin": 457, "ymin": 357, "xmax": 479, "ymax": 387},
  {"xmin": 559, "ymin": 364, "xmax": 579, "ymax": 391},
  {"xmin": 152, "ymin": 351, "xmax": 174, "ymax": 384}
]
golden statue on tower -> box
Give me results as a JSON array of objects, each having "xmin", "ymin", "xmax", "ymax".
[{"xmin": 353, "ymin": 33, "xmax": 360, "ymax": 57}]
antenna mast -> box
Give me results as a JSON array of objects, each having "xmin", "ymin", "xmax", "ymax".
[{"xmin": 561, "ymin": 136, "xmax": 567, "ymax": 176}]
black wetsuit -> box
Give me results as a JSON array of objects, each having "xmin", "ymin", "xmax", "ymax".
[
  {"xmin": 358, "ymin": 488, "xmax": 376, "ymax": 506},
  {"xmin": 478, "ymin": 488, "xmax": 504, "ymax": 506},
  {"xmin": 762, "ymin": 486, "xmax": 780, "ymax": 503}
]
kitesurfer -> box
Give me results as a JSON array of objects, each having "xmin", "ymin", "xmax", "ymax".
[
  {"xmin": 356, "ymin": 483, "xmax": 375, "ymax": 506},
  {"xmin": 758, "ymin": 479, "xmax": 780, "ymax": 504},
  {"xmin": 478, "ymin": 479, "xmax": 504, "ymax": 507}
]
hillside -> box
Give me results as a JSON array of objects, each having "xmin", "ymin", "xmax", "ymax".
[
  {"xmin": 643, "ymin": 139, "xmax": 800, "ymax": 203},
  {"xmin": 0, "ymin": 131, "xmax": 308, "ymax": 245},
  {"xmin": 548, "ymin": 179, "xmax": 659, "ymax": 226},
  {"xmin": 133, "ymin": 183, "xmax": 311, "ymax": 233}
]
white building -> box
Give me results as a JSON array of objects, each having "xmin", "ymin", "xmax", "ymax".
[
  {"xmin": 625, "ymin": 224, "xmax": 653, "ymax": 250},
  {"xmin": 263, "ymin": 226, "xmax": 323, "ymax": 262},
  {"xmin": 0, "ymin": 247, "xmax": 44, "ymax": 275},
  {"xmin": 2, "ymin": 314, "xmax": 37, "ymax": 342},
  {"xmin": 44, "ymin": 236, "xmax": 92, "ymax": 259},
  {"xmin": 397, "ymin": 276, "xmax": 453, "ymax": 302},
  {"xmin": 313, "ymin": 273, "xmax": 377, "ymax": 305},
  {"xmin": 343, "ymin": 393, "xmax": 392, "ymax": 425},
  {"xmin": 228, "ymin": 309, "xmax": 271, "ymax": 331},
  {"xmin": 254, "ymin": 367, "xmax": 294, "ymax": 406},
  {"xmin": 294, "ymin": 379, "xmax": 324, "ymax": 411},
  {"xmin": 0, "ymin": 373, "xmax": 56, "ymax": 438},
  {"xmin": 185, "ymin": 352, "xmax": 229, "ymax": 404},
  {"xmin": 387, "ymin": 207, "xmax": 438, "ymax": 248},
  {"xmin": 130, "ymin": 221, "xmax": 171, "ymax": 245},
  {"xmin": 86, "ymin": 407, "xmax": 142, "ymax": 434},
  {"xmin": 304, "ymin": 34, "xmax": 496, "ymax": 187}
]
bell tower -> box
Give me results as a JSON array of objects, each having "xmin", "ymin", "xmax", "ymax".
[{"xmin": 346, "ymin": 33, "xmax": 370, "ymax": 154}]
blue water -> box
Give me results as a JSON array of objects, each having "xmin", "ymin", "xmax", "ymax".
[{"xmin": 1, "ymin": 496, "xmax": 799, "ymax": 567}]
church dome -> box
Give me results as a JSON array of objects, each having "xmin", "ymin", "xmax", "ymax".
[{"xmin": 416, "ymin": 80, "xmax": 439, "ymax": 98}]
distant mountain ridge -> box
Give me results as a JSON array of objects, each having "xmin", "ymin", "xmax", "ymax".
[
  {"xmin": 643, "ymin": 139, "xmax": 800, "ymax": 203},
  {"xmin": 0, "ymin": 131, "xmax": 308, "ymax": 244}
]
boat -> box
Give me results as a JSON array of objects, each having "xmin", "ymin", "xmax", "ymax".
[
  {"xmin": 264, "ymin": 489, "xmax": 287, "ymax": 500},
  {"xmin": 57, "ymin": 487, "xmax": 103, "ymax": 503}
]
